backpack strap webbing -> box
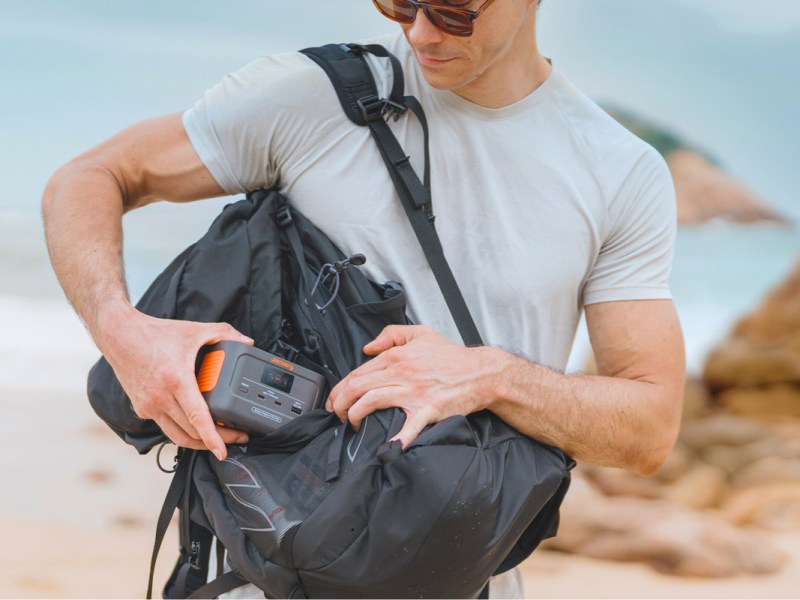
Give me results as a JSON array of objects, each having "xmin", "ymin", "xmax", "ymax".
[
  {"xmin": 300, "ymin": 43, "xmax": 483, "ymax": 347},
  {"xmin": 148, "ymin": 449, "xmax": 219, "ymax": 599}
]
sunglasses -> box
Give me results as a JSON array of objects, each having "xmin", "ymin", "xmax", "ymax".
[{"xmin": 372, "ymin": 0, "xmax": 500, "ymax": 37}]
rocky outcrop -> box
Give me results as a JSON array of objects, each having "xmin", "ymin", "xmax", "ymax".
[
  {"xmin": 667, "ymin": 150, "xmax": 787, "ymax": 225},
  {"xmin": 546, "ymin": 470, "xmax": 787, "ymax": 577},
  {"xmin": 544, "ymin": 412, "xmax": 798, "ymax": 577},
  {"xmin": 551, "ymin": 265, "xmax": 800, "ymax": 577},
  {"xmin": 703, "ymin": 259, "xmax": 800, "ymax": 417},
  {"xmin": 605, "ymin": 107, "xmax": 788, "ymax": 225}
]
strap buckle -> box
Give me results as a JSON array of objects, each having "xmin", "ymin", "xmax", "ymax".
[
  {"xmin": 275, "ymin": 203, "xmax": 293, "ymax": 228},
  {"xmin": 357, "ymin": 95, "xmax": 407, "ymax": 123},
  {"xmin": 382, "ymin": 98, "xmax": 407, "ymax": 121},
  {"xmin": 357, "ymin": 95, "xmax": 384, "ymax": 123},
  {"xmin": 189, "ymin": 541, "xmax": 202, "ymax": 570}
]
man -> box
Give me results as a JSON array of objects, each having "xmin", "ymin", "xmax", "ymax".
[{"xmin": 44, "ymin": 0, "xmax": 684, "ymax": 595}]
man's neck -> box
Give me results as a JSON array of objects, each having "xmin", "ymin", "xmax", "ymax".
[{"xmin": 452, "ymin": 51, "xmax": 551, "ymax": 108}]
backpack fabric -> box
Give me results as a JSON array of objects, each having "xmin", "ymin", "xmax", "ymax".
[{"xmin": 86, "ymin": 43, "xmax": 575, "ymax": 599}]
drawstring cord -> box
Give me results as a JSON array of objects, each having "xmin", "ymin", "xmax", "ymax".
[{"xmin": 309, "ymin": 253, "xmax": 366, "ymax": 312}]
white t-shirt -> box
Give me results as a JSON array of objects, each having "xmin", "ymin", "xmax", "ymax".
[
  {"xmin": 183, "ymin": 31, "xmax": 675, "ymax": 372},
  {"xmin": 184, "ymin": 32, "xmax": 675, "ymax": 598}
]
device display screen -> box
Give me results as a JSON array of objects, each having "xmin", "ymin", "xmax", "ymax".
[{"xmin": 261, "ymin": 365, "xmax": 294, "ymax": 393}]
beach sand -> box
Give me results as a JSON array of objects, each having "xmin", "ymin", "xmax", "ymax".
[{"xmin": 2, "ymin": 295, "xmax": 798, "ymax": 599}]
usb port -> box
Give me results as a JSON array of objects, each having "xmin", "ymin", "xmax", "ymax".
[
  {"xmin": 291, "ymin": 406, "xmax": 303, "ymax": 416},
  {"xmin": 274, "ymin": 400, "xmax": 282, "ymax": 407}
]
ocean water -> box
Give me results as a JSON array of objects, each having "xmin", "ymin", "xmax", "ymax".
[{"xmin": 1, "ymin": 0, "xmax": 798, "ymax": 374}]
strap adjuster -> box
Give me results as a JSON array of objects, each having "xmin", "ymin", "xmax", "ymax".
[
  {"xmin": 275, "ymin": 203, "xmax": 293, "ymax": 228},
  {"xmin": 357, "ymin": 95, "xmax": 384, "ymax": 122}
]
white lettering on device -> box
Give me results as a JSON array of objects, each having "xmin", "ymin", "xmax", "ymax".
[{"xmin": 252, "ymin": 406, "xmax": 282, "ymax": 423}]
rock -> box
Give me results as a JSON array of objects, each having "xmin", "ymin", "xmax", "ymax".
[
  {"xmin": 679, "ymin": 414, "xmax": 772, "ymax": 451},
  {"xmin": 682, "ymin": 377, "xmax": 713, "ymax": 421},
  {"xmin": 732, "ymin": 456, "xmax": 800, "ymax": 489},
  {"xmin": 547, "ymin": 480, "xmax": 786, "ymax": 577},
  {"xmin": 666, "ymin": 150, "xmax": 787, "ymax": 225},
  {"xmin": 602, "ymin": 106, "xmax": 788, "ymax": 225},
  {"xmin": 717, "ymin": 384, "xmax": 800, "ymax": 419},
  {"xmin": 580, "ymin": 464, "xmax": 665, "ymax": 500},
  {"xmin": 702, "ymin": 435, "xmax": 797, "ymax": 476},
  {"xmin": 652, "ymin": 442, "xmax": 693, "ymax": 485},
  {"xmin": 722, "ymin": 483, "xmax": 800, "ymax": 530},
  {"xmin": 664, "ymin": 463, "xmax": 729, "ymax": 510},
  {"xmin": 704, "ymin": 260, "xmax": 800, "ymax": 396}
]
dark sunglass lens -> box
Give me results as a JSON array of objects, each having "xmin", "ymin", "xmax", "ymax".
[
  {"xmin": 428, "ymin": 8, "xmax": 472, "ymax": 36},
  {"xmin": 375, "ymin": 0, "xmax": 417, "ymax": 23}
]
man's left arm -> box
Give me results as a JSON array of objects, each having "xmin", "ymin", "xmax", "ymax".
[{"xmin": 327, "ymin": 298, "xmax": 684, "ymax": 476}]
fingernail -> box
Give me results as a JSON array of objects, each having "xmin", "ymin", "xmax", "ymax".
[
  {"xmin": 212, "ymin": 449, "xmax": 223, "ymax": 461},
  {"xmin": 236, "ymin": 435, "xmax": 249, "ymax": 444},
  {"xmin": 325, "ymin": 400, "xmax": 332, "ymax": 412}
]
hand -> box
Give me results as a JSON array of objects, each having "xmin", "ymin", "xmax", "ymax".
[
  {"xmin": 326, "ymin": 325, "xmax": 492, "ymax": 448},
  {"xmin": 99, "ymin": 305, "xmax": 253, "ymax": 460}
]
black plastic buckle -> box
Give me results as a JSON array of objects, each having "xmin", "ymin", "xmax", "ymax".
[
  {"xmin": 357, "ymin": 95, "xmax": 384, "ymax": 123},
  {"xmin": 382, "ymin": 98, "xmax": 407, "ymax": 121},
  {"xmin": 275, "ymin": 203, "xmax": 293, "ymax": 228},
  {"xmin": 189, "ymin": 541, "xmax": 202, "ymax": 570}
]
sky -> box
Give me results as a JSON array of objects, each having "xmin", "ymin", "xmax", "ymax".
[{"xmin": 1, "ymin": 0, "xmax": 797, "ymax": 219}]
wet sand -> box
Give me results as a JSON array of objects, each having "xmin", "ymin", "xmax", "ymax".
[{"xmin": 2, "ymin": 296, "xmax": 798, "ymax": 598}]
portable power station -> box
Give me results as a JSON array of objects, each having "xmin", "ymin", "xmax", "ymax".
[{"xmin": 196, "ymin": 340, "xmax": 327, "ymax": 436}]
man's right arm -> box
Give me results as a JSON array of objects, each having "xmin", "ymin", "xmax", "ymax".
[{"xmin": 42, "ymin": 113, "xmax": 252, "ymax": 460}]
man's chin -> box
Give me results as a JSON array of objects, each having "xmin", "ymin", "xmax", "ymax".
[{"xmin": 417, "ymin": 68, "xmax": 466, "ymax": 92}]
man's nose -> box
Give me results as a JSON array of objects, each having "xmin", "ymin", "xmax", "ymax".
[{"xmin": 406, "ymin": 7, "xmax": 447, "ymax": 45}]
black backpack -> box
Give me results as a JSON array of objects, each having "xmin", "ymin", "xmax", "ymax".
[{"xmin": 87, "ymin": 43, "xmax": 574, "ymax": 599}]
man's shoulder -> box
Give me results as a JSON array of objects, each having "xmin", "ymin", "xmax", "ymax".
[{"xmin": 547, "ymin": 69, "xmax": 664, "ymax": 177}]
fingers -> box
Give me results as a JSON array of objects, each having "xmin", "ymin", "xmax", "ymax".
[
  {"xmin": 172, "ymin": 364, "xmax": 232, "ymax": 459},
  {"xmin": 390, "ymin": 410, "xmax": 432, "ymax": 450},
  {"xmin": 363, "ymin": 324, "xmax": 426, "ymax": 356},
  {"xmin": 121, "ymin": 317, "xmax": 255, "ymax": 459},
  {"xmin": 344, "ymin": 384, "xmax": 405, "ymax": 430},
  {"xmin": 157, "ymin": 414, "xmax": 207, "ymax": 451},
  {"xmin": 205, "ymin": 322, "xmax": 254, "ymax": 347},
  {"xmin": 216, "ymin": 425, "xmax": 250, "ymax": 446}
]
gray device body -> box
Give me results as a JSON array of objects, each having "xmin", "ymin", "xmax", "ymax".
[{"xmin": 196, "ymin": 340, "xmax": 327, "ymax": 436}]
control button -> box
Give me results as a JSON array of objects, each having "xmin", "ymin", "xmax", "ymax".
[{"xmin": 239, "ymin": 382, "xmax": 250, "ymax": 394}]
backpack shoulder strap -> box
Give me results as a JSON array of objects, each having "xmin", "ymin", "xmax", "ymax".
[
  {"xmin": 299, "ymin": 43, "xmax": 482, "ymax": 347},
  {"xmin": 300, "ymin": 43, "xmax": 405, "ymax": 126}
]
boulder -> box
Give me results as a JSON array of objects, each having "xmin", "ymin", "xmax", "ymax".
[
  {"xmin": 722, "ymin": 483, "xmax": 800, "ymax": 531},
  {"xmin": 716, "ymin": 385, "xmax": 800, "ymax": 419},
  {"xmin": 545, "ymin": 475, "xmax": 786, "ymax": 577},
  {"xmin": 701, "ymin": 436, "xmax": 791, "ymax": 476},
  {"xmin": 703, "ymin": 260, "xmax": 800, "ymax": 399},
  {"xmin": 679, "ymin": 414, "xmax": 772, "ymax": 451},
  {"xmin": 666, "ymin": 150, "xmax": 787, "ymax": 225},
  {"xmin": 603, "ymin": 106, "xmax": 789, "ymax": 225},
  {"xmin": 663, "ymin": 463, "xmax": 729, "ymax": 510},
  {"xmin": 580, "ymin": 464, "xmax": 666, "ymax": 500},
  {"xmin": 731, "ymin": 456, "xmax": 800, "ymax": 489}
]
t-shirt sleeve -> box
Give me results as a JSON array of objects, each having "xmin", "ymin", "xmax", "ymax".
[
  {"xmin": 182, "ymin": 52, "xmax": 332, "ymax": 195},
  {"xmin": 582, "ymin": 147, "xmax": 677, "ymax": 305}
]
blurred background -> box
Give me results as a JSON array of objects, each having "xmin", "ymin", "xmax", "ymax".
[{"xmin": 1, "ymin": 1, "xmax": 798, "ymax": 597}]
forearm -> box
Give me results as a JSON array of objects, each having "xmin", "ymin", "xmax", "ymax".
[
  {"xmin": 482, "ymin": 347, "xmax": 681, "ymax": 475},
  {"xmin": 42, "ymin": 162, "xmax": 135, "ymax": 349}
]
